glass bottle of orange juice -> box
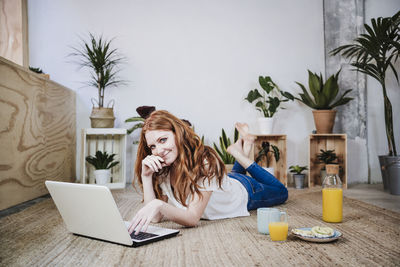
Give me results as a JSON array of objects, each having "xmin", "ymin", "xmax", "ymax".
[{"xmin": 322, "ymin": 164, "xmax": 342, "ymax": 223}]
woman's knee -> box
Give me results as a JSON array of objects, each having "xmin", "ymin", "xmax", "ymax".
[{"xmin": 278, "ymin": 187, "xmax": 288, "ymax": 204}]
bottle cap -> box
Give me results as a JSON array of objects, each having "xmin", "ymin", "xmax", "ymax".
[{"xmin": 326, "ymin": 164, "xmax": 339, "ymax": 175}]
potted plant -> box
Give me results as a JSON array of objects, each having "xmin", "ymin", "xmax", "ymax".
[
  {"xmin": 213, "ymin": 128, "xmax": 239, "ymax": 172},
  {"xmin": 245, "ymin": 76, "xmax": 294, "ymax": 134},
  {"xmin": 289, "ymin": 165, "xmax": 308, "ymax": 189},
  {"xmin": 331, "ymin": 11, "xmax": 400, "ymax": 195},
  {"xmin": 29, "ymin": 66, "xmax": 49, "ymax": 79},
  {"xmin": 125, "ymin": 106, "xmax": 156, "ymax": 144},
  {"xmin": 85, "ymin": 150, "xmax": 120, "ymax": 185},
  {"xmin": 317, "ymin": 149, "xmax": 338, "ymax": 183},
  {"xmin": 70, "ymin": 33, "xmax": 125, "ymax": 128},
  {"xmin": 289, "ymin": 69, "xmax": 353, "ymax": 133},
  {"xmin": 255, "ymin": 141, "xmax": 280, "ymax": 175}
]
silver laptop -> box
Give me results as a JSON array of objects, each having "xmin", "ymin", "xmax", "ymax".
[{"xmin": 45, "ymin": 181, "xmax": 179, "ymax": 247}]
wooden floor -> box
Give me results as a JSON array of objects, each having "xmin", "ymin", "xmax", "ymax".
[{"xmin": 0, "ymin": 185, "xmax": 399, "ymax": 266}]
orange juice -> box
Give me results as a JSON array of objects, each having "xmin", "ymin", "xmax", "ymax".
[
  {"xmin": 322, "ymin": 188, "xmax": 343, "ymax": 222},
  {"xmin": 268, "ymin": 222, "xmax": 288, "ymax": 241}
]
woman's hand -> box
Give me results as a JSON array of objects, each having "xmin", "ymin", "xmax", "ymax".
[
  {"xmin": 141, "ymin": 155, "xmax": 166, "ymax": 178},
  {"xmin": 128, "ymin": 199, "xmax": 164, "ymax": 235}
]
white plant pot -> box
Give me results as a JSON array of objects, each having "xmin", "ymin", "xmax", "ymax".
[
  {"xmin": 263, "ymin": 167, "xmax": 274, "ymax": 176},
  {"xmin": 257, "ymin": 117, "xmax": 274, "ymax": 134},
  {"xmin": 94, "ymin": 169, "xmax": 111, "ymax": 185}
]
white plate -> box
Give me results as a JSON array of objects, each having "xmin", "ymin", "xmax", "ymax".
[{"xmin": 291, "ymin": 227, "xmax": 342, "ymax": 243}]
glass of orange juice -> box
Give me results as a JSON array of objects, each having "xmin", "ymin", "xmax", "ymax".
[{"xmin": 268, "ymin": 209, "xmax": 288, "ymax": 241}]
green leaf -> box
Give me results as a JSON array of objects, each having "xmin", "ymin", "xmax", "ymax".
[
  {"xmin": 213, "ymin": 143, "xmax": 223, "ymax": 159},
  {"xmin": 234, "ymin": 128, "xmax": 239, "ymax": 142},
  {"xmin": 127, "ymin": 123, "xmax": 144, "ymax": 134},
  {"xmin": 125, "ymin": 116, "xmax": 145, "ymax": 123},
  {"xmin": 259, "ymin": 76, "xmax": 274, "ymax": 94},
  {"xmin": 271, "ymin": 145, "xmax": 280, "ymax": 162},
  {"xmin": 281, "ymin": 91, "xmax": 295, "ymax": 101},
  {"xmin": 86, "ymin": 150, "xmax": 119, "ymax": 170},
  {"xmin": 308, "ymin": 70, "xmax": 322, "ymax": 99},
  {"xmin": 295, "ymin": 82, "xmax": 316, "ymax": 108},
  {"xmin": 245, "ymin": 89, "xmax": 262, "ymax": 103},
  {"xmin": 221, "ymin": 129, "xmax": 228, "ymax": 147},
  {"xmin": 321, "ymin": 74, "xmax": 338, "ymax": 108}
]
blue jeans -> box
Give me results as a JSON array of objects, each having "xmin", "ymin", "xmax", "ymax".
[{"xmin": 227, "ymin": 161, "xmax": 288, "ymax": 210}]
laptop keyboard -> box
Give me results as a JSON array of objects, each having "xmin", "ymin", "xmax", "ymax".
[{"xmin": 130, "ymin": 231, "xmax": 159, "ymax": 240}]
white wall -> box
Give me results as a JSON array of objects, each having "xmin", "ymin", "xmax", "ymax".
[
  {"xmin": 28, "ymin": 0, "xmax": 324, "ymax": 183},
  {"xmin": 365, "ymin": 0, "xmax": 400, "ymax": 183}
]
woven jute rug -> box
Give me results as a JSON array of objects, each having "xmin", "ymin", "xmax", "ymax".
[{"xmin": 0, "ymin": 186, "xmax": 399, "ymax": 267}]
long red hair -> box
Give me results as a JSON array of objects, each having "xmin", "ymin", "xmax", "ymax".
[{"xmin": 134, "ymin": 110, "xmax": 225, "ymax": 207}]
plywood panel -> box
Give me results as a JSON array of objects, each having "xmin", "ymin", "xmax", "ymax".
[
  {"xmin": 0, "ymin": 0, "xmax": 29, "ymax": 67},
  {"xmin": 0, "ymin": 57, "xmax": 76, "ymax": 210}
]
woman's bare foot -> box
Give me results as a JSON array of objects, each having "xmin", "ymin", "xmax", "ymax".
[
  {"xmin": 235, "ymin": 122, "xmax": 255, "ymax": 157},
  {"xmin": 227, "ymin": 138, "xmax": 244, "ymax": 158},
  {"xmin": 235, "ymin": 122, "xmax": 249, "ymax": 137},
  {"xmin": 227, "ymin": 138, "xmax": 253, "ymax": 169}
]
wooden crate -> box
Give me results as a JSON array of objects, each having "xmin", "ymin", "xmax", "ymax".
[
  {"xmin": 308, "ymin": 134, "xmax": 347, "ymax": 188},
  {"xmin": 81, "ymin": 128, "xmax": 127, "ymax": 189},
  {"xmin": 253, "ymin": 135, "xmax": 287, "ymax": 186}
]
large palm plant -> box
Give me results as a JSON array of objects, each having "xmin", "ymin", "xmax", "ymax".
[
  {"xmin": 331, "ymin": 11, "xmax": 400, "ymax": 156},
  {"xmin": 70, "ymin": 33, "xmax": 125, "ymax": 107}
]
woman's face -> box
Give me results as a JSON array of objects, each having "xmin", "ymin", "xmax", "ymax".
[{"xmin": 145, "ymin": 130, "xmax": 178, "ymax": 166}]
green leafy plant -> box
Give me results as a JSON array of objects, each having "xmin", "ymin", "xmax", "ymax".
[
  {"xmin": 213, "ymin": 128, "xmax": 239, "ymax": 164},
  {"xmin": 317, "ymin": 149, "xmax": 338, "ymax": 165},
  {"xmin": 289, "ymin": 165, "xmax": 308, "ymax": 175},
  {"xmin": 255, "ymin": 141, "xmax": 280, "ymax": 167},
  {"xmin": 29, "ymin": 66, "xmax": 44, "ymax": 74},
  {"xmin": 245, "ymin": 76, "xmax": 294, "ymax": 117},
  {"xmin": 125, "ymin": 106, "xmax": 156, "ymax": 144},
  {"xmin": 291, "ymin": 69, "xmax": 353, "ymax": 110},
  {"xmin": 330, "ymin": 11, "xmax": 400, "ymax": 156},
  {"xmin": 85, "ymin": 151, "xmax": 119, "ymax": 170},
  {"xmin": 69, "ymin": 33, "xmax": 125, "ymax": 108}
]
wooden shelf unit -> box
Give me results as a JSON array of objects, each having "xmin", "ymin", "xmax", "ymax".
[
  {"xmin": 308, "ymin": 134, "xmax": 347, "ymax": 189},
  {"xmin": 253, "ymin": 135, "xmax": 287, "ymax": 186},
  {"xmin": 81, "ymin": 128, "xmax": 127, "ymax": 189}
]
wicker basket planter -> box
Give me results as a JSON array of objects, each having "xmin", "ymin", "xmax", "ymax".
[{"xmin": 90, "ymin": 107, "xmax": 115, "ymax": 128}]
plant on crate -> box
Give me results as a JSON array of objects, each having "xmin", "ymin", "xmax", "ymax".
[
  {"xmin": 330, "ymin": 11, "xmax": 400, "ymax": 194},
  {"xmin": 288, "ymin": 70, "xmax": 353, "ymax": 133},
  {"xmin": 255, "ymin": 141, "xmax": 280, "ymax": 175},
  {"xmin": 86, "ymin": 151, "xmax": 120, "ymax": 185},
  {"xmin": 245, "ymin": 76, "xmax": 294, "ymax": 134},
  {"xmin": 317, "ymin": 149, "xmax": 338, "ymax": 168},
  {"xmin": 213, "ymin": 128, "xmax": 239, "ymax": 171},
  {"xmin": 29, "ymin": 66, "xmax": 50, "ymax": 79},
  {"xmin": 317, "ymin": 149, "xmax": 338, "ymax": 183},
  {"xmin": 69, "ymin": 33, "xmax": 126, "ymax": 128},
  {"xmin": 289, "ymin": 165, "xmax": 308, "ymax": 189}
]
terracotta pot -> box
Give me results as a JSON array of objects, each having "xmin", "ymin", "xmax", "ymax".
[
  {"xmin": 312, "ymin": 110, "xmax": 336, "ymax": 134},
  {"xmin": 90, "ymin": 107, "xmax": 115, "ymax": 128}
]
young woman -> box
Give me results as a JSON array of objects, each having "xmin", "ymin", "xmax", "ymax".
[{"xmin": 128, "ymin": 110, "xmax": 288, "ymax": 235}]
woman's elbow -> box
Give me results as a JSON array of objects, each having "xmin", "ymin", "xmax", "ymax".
[{"xmin": 184, "ymin": 215, "xmax": 201, "ymax": 227}]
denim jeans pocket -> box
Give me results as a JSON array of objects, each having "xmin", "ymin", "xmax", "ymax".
[
  {"xmin": 241, "ymin": 175, "xmax": 256, "ymax": 193},
  {"xmin": 253, "ymin": 181, "xmax": 265, "ymax": 193}
]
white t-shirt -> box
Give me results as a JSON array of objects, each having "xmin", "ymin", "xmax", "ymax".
[{"xmin": 159, "ymin": 174, "xmax": 250, "ymax": 220}]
